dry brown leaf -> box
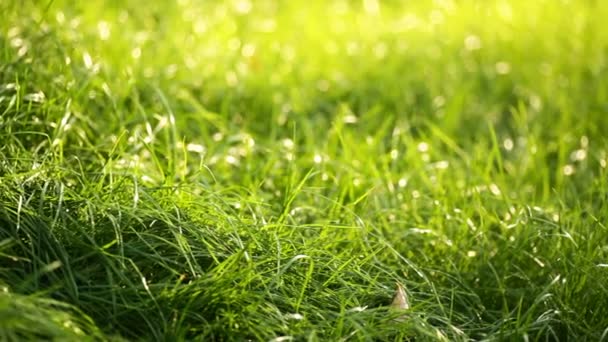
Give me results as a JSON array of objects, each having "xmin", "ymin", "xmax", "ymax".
[
  {"xmin": 390, "ymin": 282, "xmax": 410, "ymax": 322},
  {"xmin": 390, "ymin": 282, "xmax": 410, "ymax": 310}
]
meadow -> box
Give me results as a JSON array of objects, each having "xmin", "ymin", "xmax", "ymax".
[{"xmin": 1, "ymin": 0, "xmax": 608, "ymax": 340}]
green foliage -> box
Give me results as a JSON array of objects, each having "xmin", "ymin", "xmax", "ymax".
[{"xmin": 1, "ymin": 0, "xmax": 608, "ymax": 340}]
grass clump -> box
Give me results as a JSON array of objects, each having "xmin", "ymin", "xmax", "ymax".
[{"xmin": 1, "ymin": 0, "xmax": 608, "ymax": 340}]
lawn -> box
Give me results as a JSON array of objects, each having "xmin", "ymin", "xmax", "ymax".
[{"xmin": 1, "ymin": 0, "xmax": 608, "ymax": 340}]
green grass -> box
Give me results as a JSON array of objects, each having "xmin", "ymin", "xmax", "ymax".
[{"xmin": 1, "ymin": 0, "xmax": 608, "ymax": 340}]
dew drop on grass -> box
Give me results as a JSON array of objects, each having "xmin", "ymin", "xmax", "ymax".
[
  {"xmin": 243, "ymin": 134, "xmax": 255, "ymax": 148},
  {"xmin": 466, "ymin": 218, "xmax": 476, "ymax": 230},
  {"xmin": 194, "ymin": 19, "xmax": 207, "ymax": 35},
  {"xmin": 503, "ymin": 138, "xmax": 514, "ymax": 151},
  {"xmin": 134, "ymin": 31, "xmax": 149, "ymax": 44},
  {"xmin": 63, "ymin": 320, "xmax": 83, "ymax": 335},
  {"xmin": 497, "ymin": 1, "xmax": 513, "ymax": 21},
  {"xmin": 435, "ymin": 329, "xmax": 449, "ymax": 341},
  {"xmin": 98, "ymin": 21, "xmax": 110, "ymax": 41},
  {"xmin": 186, "ymin": 143, "xmax": 205, "ymax": 153},
  {"xmin": 530, "ymin": 95, "xmax": 543, "ymax": 111},
  {"xmin": 495, "ymin": 61, "xmax": 511, "ymax": 75},
  {"xmin": 225, "ymin": 155, "xmax": 238, "ymax": 165},
  {"xmin": 234, "ymin": 0, "xmax": 252, "ymax": 14},
  {"xmin": 166, "ymin": 64, "xmax": 178, "ymax": 78},
  {"xmin": 313, "ymin": 154, "xmax": 323, "ymax": 164},
  {"xmin": 284, "ymin": 313, "xmax": 303, "ymax": 321},
  {"xmin": 433, "ymin": 95, "xmax": 445, "ymax": 108},
  {"xmin": 343, "ymin": 114, "xmax": 358, "ymax": 124},
  {"xmin": 141, "ymin": 276, "xmax": 149, "ymax": 291},
  {"xmin": 562, "ymin": 164, "xmax": 575, "ymax": 176},
  {"xmin": 55, "ymin": 11, "xmax": 65, "ymax": 24},
  {"xmin": 131, "ymin": 47, "xmax": 142, "ymax": 59},
  {"xmin": 399, "ymin": 13, "xmax": 421, "ymax": 31},
  {"xmin": 241, "ymin": 43, "xmax": 256, "ymax": 57},
  {"xmin": 1, "ymin": 83, "xmax": 18, "ymax": 93},
  {"xmin": 432, "ymin": 160, "xmax": 449, "ymax": 169},
  {"xmin": 83, "ymin": 52, "xmax": 93, "ymax": 69},
  {"xmin": 570, "ymin": 149, "xmax": 587, "ymax": 161},
  {"xmin": 348, "ymin": 306, "xmax": 368, "ymax": 312},
  {"xmin": 374, "ymin": 42, "xmax": 387, "ymax": 59},
  {"xmin": 281, "ymin": 138, "xmax": 294, "ymax": 150},
  {"xmin": 10, "ymin": 37, "xmax": 24, "ymax": 48},
  {"xmin": 23, "ymin": 91, "xmax": 45, "ymax": 103},
  {"xmin": 489, "ymin": 183, "xmax": 501, "ymax": 196},
  {"xmin": 271, "ymin": 337, "xmax": 294, "ymax": 342},
  {"xmin": 70, "ymin": 17, "xmax": 81, "ymax": 29},
  {"xmin": 257, "ymin": 18, "xmax": 276, "ymax": 33},
  {"xmin": 464, "ymin": 34, "xmax": 482, "ymax": 51},
  {"xmin": 17, "ymin": 46, "xmax": 28, "ymax": 57}
]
